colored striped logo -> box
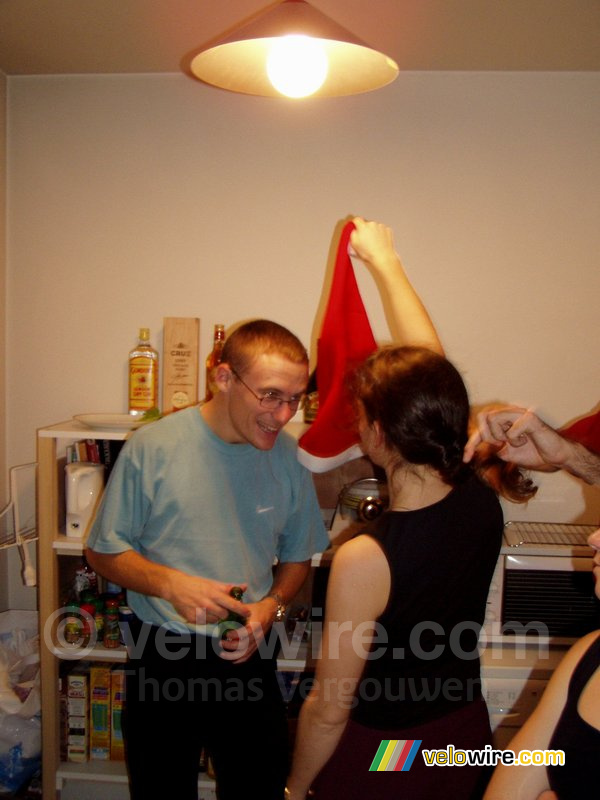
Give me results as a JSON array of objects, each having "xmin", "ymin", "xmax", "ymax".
[{"xmin": 369, "ymin": 739, "xmax": 422, "ymax": 772}]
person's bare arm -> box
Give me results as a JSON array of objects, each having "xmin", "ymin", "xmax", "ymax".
[
  {"xmin": 483, "ymin": 631, "xmax": 600, "ymax": 799},
  {"xmin": 350, "ymin": 217, "xmax": 444, "ymax": 355},
  {"xmin": 286, "ymin": 536, "xmax": 390, "ymax": 799}
]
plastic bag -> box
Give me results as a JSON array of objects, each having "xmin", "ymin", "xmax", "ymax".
[{"xmin": 0, "ymin": 611, "xmax": 41, "ymax": 793}]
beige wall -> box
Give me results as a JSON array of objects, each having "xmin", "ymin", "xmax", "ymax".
[
  {"xmin": 3, "ymin": 71, "xmax": 600, "ymax": 605},
  {"xmin": 3, "ymin": 71, "xmax": 36, "ymax": 613},
  {"xmin": 1, "ymin": 71, "xmax": 7, "ymax": 611}
]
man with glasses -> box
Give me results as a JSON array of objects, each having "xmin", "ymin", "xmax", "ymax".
[{"xmin": 86, "ymin": 319, "xmax": 328, "ymax": 800}]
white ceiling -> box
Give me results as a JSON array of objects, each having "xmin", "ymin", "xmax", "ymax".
[{"xmin": 1, "ymin": 0, "xmax": 599, "ymax": 78}]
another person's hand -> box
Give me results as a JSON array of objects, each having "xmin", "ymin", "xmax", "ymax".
[
  {"xmin": 349, "ymin": 217, "xmax": 397, "ymax": 275},
  {"xmin": 348, "ymin": 215, "xmax": 444, "ymax": 355},
  {"xmin": 464, "ymin": 406, "xmax": 568, "ymax": 471}
]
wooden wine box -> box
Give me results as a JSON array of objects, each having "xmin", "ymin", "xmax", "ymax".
[{"xmin": 162, "ymin": 317, "xmax": 200, "ymax": 413}]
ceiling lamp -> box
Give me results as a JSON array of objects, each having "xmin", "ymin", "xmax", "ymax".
[{"xmin": 190, "ymin": 0, "xmax": 399, "ymax": 99}]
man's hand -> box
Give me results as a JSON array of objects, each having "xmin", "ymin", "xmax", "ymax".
[
  {"xmin": 165, "ymin": 573, "xmax": 249, "ymax": 626},
  {"xmin": 84, "ymin": 549, "xmax": 250, "ymax": 626},
  {"xmin": 218, "ymin": 596, "xmax": 281, "ymax": 663}
]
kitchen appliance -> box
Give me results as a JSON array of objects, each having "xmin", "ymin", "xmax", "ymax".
[
  {"xmin": 65, "ymin": 463, "xmax": 104, "ymax": 538},
  {"xmin": 338, "ymin": 477, "xmax": 388, "ymax": 522},
  {"xmin": 484, "ymin": 521, "xmax": 599, "ymax": 646},
  {"xmin": 481, "ymin": 645, "xmax": 565, "ymax": 748}
]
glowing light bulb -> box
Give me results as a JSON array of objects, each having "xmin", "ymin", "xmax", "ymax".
[{"xmin": 266, "ymin": 35, "xmax": 328, "ymax": 98}]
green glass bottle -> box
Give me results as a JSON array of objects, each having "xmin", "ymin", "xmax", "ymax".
[{"xmin": 218, "ymin": 586, "xmax": 245, "ymax": 640}]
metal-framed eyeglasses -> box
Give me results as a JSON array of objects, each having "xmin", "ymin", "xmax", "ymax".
[{"xmin": 230, "ymin": 368, "xmax": 305, "ymax": 412}]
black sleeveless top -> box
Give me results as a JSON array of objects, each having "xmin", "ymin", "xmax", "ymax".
[
  {"xmin": 547, "ymin": 632, "xmax": 600, "ymax": 799},
  {"xmin": 350, "ymin": 473, "xmax": 503, "ymax": 729}
]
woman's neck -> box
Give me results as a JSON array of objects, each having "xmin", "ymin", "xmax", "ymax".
[{"xmin": 386, "ymin": 464, "xmax": 452, "ymax": 511}]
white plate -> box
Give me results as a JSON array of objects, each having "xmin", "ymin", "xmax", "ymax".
[{"xmin": 74, "ymin": 413, "xmax": 146, "ymax": 431}]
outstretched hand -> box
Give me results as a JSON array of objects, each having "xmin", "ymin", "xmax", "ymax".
[
  {"xmin": 464, "ymin": 405, "xmax": 567, "ymax": 472},
  {"xmin": 349, "ymin": 217, "xmax": 397, "ymax": 275},
  {"xmin": 348, "ymin": 215, "xmax": 444, "ymax": 355}
]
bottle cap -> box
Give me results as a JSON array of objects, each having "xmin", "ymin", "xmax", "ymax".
[{"xmin": 139, "ymin": 328, "xmax": 150, "ymax": 341}]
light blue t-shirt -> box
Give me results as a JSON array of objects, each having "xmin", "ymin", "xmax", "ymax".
[{"xmin": 87, "ymin": 406, "xmax": 328, "ymax": 632}]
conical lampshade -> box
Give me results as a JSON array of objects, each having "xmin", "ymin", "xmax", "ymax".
[{"xmin": 190, "ymin": 0, "xmax": 399, "ymax": 98}]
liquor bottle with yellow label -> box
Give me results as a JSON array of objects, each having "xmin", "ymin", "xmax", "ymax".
[
  {"xmin": 128, "ymin": 328, "xmax": 159, "ymax": 416},
  {"xmin": 204, "ymin": 324, "xmax": 225, "ymax": 401}
]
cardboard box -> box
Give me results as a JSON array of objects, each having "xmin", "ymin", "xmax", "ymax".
[
  {"xmin": 89, "ymin": 664, "xmax": 111, "ymax": 760},
  {"xmin": 67, "ymin": 668, "xmax": 89, "ymax": 762},
  {"xmin": 162, "ymin": 317, "xmax": 200, "ymax": 413},
  {"xmin": 67, "ymin": 670, "xmax": 88, "ymax": 700},
  {"xmin": 67, "ymin": 697, "xmax": 87, "ymax": 717},
  {"xmin": 110, "ymin": 667, "xmax": 126, "ymax": 760}
]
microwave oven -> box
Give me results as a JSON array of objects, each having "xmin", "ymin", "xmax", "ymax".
[{"xmin": 483, "ymin": 521, "xmax": 600, "ymax": 646}]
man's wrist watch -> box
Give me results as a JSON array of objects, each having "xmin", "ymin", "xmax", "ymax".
[{"xmin": 266, "ymin": 591, "xmax": 286, "ymax": 621}]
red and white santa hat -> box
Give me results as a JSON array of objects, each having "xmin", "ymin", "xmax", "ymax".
[
  {"xmin": 561, "ymin": 408, "xmax": 600, "ymax": 454},
  {"xmin": 298, "ymin": 221, "xmax": 377, "ymax": 473}
]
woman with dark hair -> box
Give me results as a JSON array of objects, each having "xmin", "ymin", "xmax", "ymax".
[{"xmin": 285, "ymin": 346, "xmax": 535, "ymax": 800}]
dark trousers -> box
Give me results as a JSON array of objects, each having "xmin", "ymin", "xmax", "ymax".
[
  {"xmin": 312, "ymin": 695, "xmax": 493, "ymax": 800},
  {"xmin": 123, "ymin": 621, "xmax": 289, "ymax": 800}
]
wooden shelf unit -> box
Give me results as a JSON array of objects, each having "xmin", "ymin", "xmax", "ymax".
[
  {"xmin": 37, "ymin": 419, "xmax": 322, "ymax": 799},
  {"xmin": 37, "ymin": 421, "xmax": 132, "ymax": 799}
]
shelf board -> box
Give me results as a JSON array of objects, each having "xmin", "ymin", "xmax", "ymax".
[
  {"xmin": 39, "ymin": 417, "xmax": 308, "ymax": 442},
  {"xmin": 53, "ymin": 533, "xmax": 86, "ymax": 554},
  {"xmin": 57, "ymin": 760, "xmax": 128, "ymax": 786},
  {"xmin": 51, "ymin": 641, "xmax": 311, "ymax": 669},
  {"xmin": 277, "ymin": 639, "xmax": 314, "ymax": 671},
  {"xmin": 53, "ymin": 643, "xmax": 128, "ymax": 662},
  {"xmin": 311, "ymin": 547, "xmax": 335, "ymax": 567},
  {"xmin": 56, "ymin": 760, "xmax": 216, "ymax": 789},
  {"xmin": 284, "ymin": 419, "xmax": 310, "ymax": 440},
  {"xmin": 52, "ymin": 536, "xmax": 335, "ymax": 561},
  {"xmin": 39, "ymin": 419, "xmax": 131, "ymax": 440}
]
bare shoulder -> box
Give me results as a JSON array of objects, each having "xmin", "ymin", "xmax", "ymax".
[
  {"xmin": 531, "ymin": 630, "xmax": 600, "ymax": 724},
  {"xmin": 535, "ymin": 629, "xmax": 600, "ymax": 708},
  {"xmin": 328, "ymin": 534, "xmax": 390, "ymax": 619},
  {"xmin": 555, "ymin": 629, "xmax": 600, "ymax": 677},
  {"xmin": 331, "ymin": 533, "xmax": 387, "ymax": 575}
]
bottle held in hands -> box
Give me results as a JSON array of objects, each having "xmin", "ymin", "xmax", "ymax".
[{"xmin": 218, "ymin": 586, "xmax": 245, "ymax": 640}]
